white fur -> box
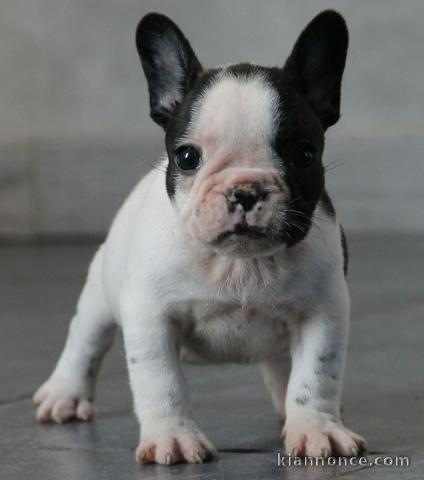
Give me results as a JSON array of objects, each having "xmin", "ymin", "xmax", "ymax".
[
  {"xmin": 188, "ymin": 73, "xmax": 280, "ymax": 149},
  {"xmin": 33, "ymin": 74, "xmax": 365, "ymax": 464}
]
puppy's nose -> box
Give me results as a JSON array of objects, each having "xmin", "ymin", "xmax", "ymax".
[
  {"xmin": 227, "ymin": 183, "xmax": 268, "ymax": 212},
  {"xmin": 233, "ymin": 189, "xmax": 257, "ymax": 211}
]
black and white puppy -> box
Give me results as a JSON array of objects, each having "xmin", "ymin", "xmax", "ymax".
[{"xmin": 33, "ymin": 10, "xmax": 366, "ymax": 464}]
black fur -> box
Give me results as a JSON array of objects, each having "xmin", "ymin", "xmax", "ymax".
[
  {"xmin": 321, "ymin": 190, "xmax": 336, "ymax": 217},
  {"xmin": 136, "ymin": 11, "xmax": 348, "ymax": 247},
  {"xmin": 340, "ymin": 225, "xmax": 349, "ymax": 275},
  {"xmin": 283, "ymin": 10, "xmax": 349, "ymax": 129},
  {"xmin": 318, "ymin": 351, "xmax": 337, "ymax": 363},
  {"xmin": 295, "ymin": 395, "xmax": 310, "ymax": 406},
  {"xmin": 136, "ymin": 13, "xmax": 202, "ymax": 129}
]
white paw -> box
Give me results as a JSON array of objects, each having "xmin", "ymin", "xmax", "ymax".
[
  {"xmin": 33, "ymin": 377, "xmax": 94, "ymax": 423},
  {"xmin": 283, "ymin": 413, "xmax": 366, "ymax": 457},
  {"xmin": 135, "ymin": 415, "xmax": 217, "ymax": 465}
]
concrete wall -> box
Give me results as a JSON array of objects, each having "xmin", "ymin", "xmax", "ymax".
[{"xmin": 1, "ymin": 0, "xmax": 423, "ymax": 237}]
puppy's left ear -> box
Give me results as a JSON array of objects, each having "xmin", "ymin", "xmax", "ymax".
[
  {"xmin": 136, "ymin": 13, "xmax": 202, "ymax": 130},
  {"xmin": 284, "ymin": 10, "xmax": 349, "ymax": 129}
]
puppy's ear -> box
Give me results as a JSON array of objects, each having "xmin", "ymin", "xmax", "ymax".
[
  {"xmin": 136, "ymin": 13, "xmax": 202, "ymax": 129},
  {"xmin": 284, "ymin": 10, "xmax": 348, "ymax": 129}
]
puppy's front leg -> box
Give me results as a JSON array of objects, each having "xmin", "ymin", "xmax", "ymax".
[
  {"xmin": 120, "ymin": 291, "xmax": 216, "ymax": 465},
  {"xmin": 284, "ymin": 297, "xmax": 366, "ymax": 457},
  {"xmin": 33, "ymin": 247, "xmax": 116, "ymax": 423}
]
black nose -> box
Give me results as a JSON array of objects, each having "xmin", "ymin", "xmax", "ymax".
[
  {"xmin": 227, "ymin": 183, "xmax": 269, "ymax": 212},
  {"xmin": 232, "ymin": 189, "xmax": 258, "ymax": 211}
]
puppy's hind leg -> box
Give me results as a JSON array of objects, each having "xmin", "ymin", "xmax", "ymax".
[
  {"xmin": 33, "ymin": 246, "xmax": 116, "ymax": 423},
  {"xmin": 260, "ymin": 355, "xmax": 291, "ymax": 420}
]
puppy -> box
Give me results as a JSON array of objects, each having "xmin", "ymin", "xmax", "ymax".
[{"xmin": 33, "ymin": 10, "xmax": 366, "ymax": 464}]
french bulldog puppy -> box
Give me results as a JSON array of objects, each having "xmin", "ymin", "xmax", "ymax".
[{"xmin": 33, "ymin": 10, "xmax": 366, "ymax": 465}]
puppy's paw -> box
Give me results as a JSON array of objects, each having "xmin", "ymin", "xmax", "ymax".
[
  {"xmin": 33, "ymin": 377, "xmax": 94, "ymax": 423},
  {"xmin": 282, "ymin": 414, "xmax": 366, "ymax": 458},
  {"xmin": 135, "ymin": 415, "xmax": 217, "ymax": 465}
]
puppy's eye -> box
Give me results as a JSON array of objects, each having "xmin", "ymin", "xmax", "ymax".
[
  {"xmin": 291, "ymin": 144, "xmax": 316, "ymax": 169},
  {"xmin": 174, "ymin": 145, "xmax": 202, "ymax": 173}
]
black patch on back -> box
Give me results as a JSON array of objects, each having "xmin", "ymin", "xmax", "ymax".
[
  {"xmin": 340, "ymin": 225, "xmax": 348, "ymax": 275},
  {"xmin": 320, "ymin": 190, "xmax": 336, "ymax": 217}
]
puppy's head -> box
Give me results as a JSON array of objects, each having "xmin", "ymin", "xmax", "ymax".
[{"xmin": 136, "ymin": 11, "xmax": 348, "ymax": 256}]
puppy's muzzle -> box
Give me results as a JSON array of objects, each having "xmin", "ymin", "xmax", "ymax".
[{"xmin": 183, "ymin": 169, "xmax": 286, "ymax": 246}]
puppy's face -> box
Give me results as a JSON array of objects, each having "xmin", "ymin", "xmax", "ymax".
[
  {"xmin": 137, "ymin": 11, "xmax": 348, "ymax": 256},
  {"xmin": 166, "ymin": 69, "xmax": 325, "ymax": 256}
]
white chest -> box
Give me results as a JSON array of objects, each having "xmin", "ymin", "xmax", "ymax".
[{"xmin": 179, "ymin": 300, "xmax": 296, "ymax": 363}]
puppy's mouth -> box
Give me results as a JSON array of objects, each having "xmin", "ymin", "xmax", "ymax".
[{"xmin": 214, "ymin": 224, "xmax": 268, "ymax": 243}]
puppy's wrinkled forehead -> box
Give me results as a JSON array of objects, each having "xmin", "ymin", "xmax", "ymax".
[{"xmin": 188, "ymin": 73, "xmax": 279, "ymax": 150}]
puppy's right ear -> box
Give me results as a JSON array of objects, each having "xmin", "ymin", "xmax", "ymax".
[{"xmin": 136, "ymin": 13, "xmax": 202, "ymax": 130}]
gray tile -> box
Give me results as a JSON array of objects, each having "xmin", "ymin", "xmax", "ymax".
[{"xmin": 0, "ymin": 236, "xmax": 423, "ymax": 478}]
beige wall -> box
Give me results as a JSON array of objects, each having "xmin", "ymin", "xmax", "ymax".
[{"xmin": 0, "ymin": 1, "xmax": 423, "ymax": 236}]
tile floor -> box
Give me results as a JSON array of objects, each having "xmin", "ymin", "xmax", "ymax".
[{"xmin": 0, "ymin": 235, "xmax": 423, "ymax": 479}]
